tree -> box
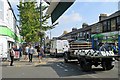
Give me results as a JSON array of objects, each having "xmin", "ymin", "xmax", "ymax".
[{"xmin": 17, "ymin": 0, "xmax": 53, "ymax": 43}]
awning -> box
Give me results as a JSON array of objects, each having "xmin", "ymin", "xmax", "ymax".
[
  {"xmin": 0, "ymin": 26, "xmax": 21, "ymax": 42},
  {"xmin": 92, "ymin": 34, "xmax": 104, "ymax": 38},
  {"xmin": 46, "ymin": 0, "xmax": 75, "ymax": 24}
]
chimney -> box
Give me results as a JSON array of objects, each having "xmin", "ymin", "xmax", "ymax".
[
  {"xmin": 99, "ymin": 14, "xmax": 107, "ymax": 21},
  {"xmin": 82, "ymin": 23, "xmax": 88, "ymax": 28},
  {"xmin": 72, "ymin": 28, "xmax": 77, "ymax": 31}
]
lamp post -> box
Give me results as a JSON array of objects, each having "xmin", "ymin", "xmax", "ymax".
[
  {"xmin": 118, "ymin": 26, "xmax": 120, "ymax": 55},
  {"xmin": 40, "ymin": 0, "xmax": 42, "ymax": 46}
]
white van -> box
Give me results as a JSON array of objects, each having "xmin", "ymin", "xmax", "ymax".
[{"xmin": 50, "ymin": 40, "xmax": 69, "ymax": 57}]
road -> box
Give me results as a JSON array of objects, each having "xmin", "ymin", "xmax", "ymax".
[{"xmin": 1, "ymin": 54, "xmax": 119, "ymax": 78}]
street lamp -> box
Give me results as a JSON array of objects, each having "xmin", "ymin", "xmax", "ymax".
[{"xmin": 40, "ymin": 0, "xmax": 42, "ymax": 46}]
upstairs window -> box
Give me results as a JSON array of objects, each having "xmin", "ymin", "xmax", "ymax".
[
  {"xmin": 116, "ymin": 16, "xmax": 120, "ymax": 30},
  {"xmin": 102, "ymin": 21, "xmax": 108, "ymax": 32},
  {"xmin": 107, "ymin": 20, "xmax": 111, "ymax": 31},
  {"xmin": 0, "ymin": 0, "xmax": 4, "ymax": 20},
  {"xmin": 111, "ymin": 18, "xmax": 116, "ymax": 31}
]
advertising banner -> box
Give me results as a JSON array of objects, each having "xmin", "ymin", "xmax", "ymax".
[{"xmin": 14, "ymin": 50, "xmax": 20, "ymax": 59}]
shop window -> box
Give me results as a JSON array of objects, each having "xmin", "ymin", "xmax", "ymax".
[{"xmin": 0, "ymin": 1, "xmax": 4, "ymax": 20}]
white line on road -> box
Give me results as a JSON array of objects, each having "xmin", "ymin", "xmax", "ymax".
[
  {"xmin": 56, "ymin": 64, "xmax": 60, "ymax": 66},
  {"xmin": 64, "ymin": 69, "xmax": 68, "ymax": 72},
  {"xmin": 87, "ymin": 74, "xmax": 98, "ymax": 78},
  {"xmin": 59, "ymin": 66, "xmax": 63, "ymax": 68}
]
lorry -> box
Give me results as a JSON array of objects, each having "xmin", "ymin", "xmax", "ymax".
[
  {"xmin": 64, "ymin": 39, "xmax": 119, "ymax": 71},
  {"xmin": 50, "ymin": 39, "xmax": 69, "ymax": 57}
]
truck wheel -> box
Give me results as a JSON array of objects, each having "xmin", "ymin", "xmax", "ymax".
[
  {"xmin": 54, "ymin": 53, "xmax": 57, "ymax": 58},
  {"xmin": 102, "ymin": 61, "xmax": 114, "ymax": 70},
  {"xmin": 64, "ymin": 53, "xmax": 69, "ymax": 63},
  {"xmin": 80, "ymin": 60, "xmax": 92, "ymax": 71}
]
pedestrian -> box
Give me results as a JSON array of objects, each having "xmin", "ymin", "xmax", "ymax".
[
  {"xmin": 38, "ymin": 46, "xmax": 44, "ymax": 63},
  {"xmin": 8, "ymin": 46, "xmax": 15, "ymax": 66},
  {"xmin": 112, "ymin": 42, "xmax": 119, "ymax": 55},
  {"xmin": 24, "ymin": 45, "xmax": 29, "ymax": 60},
  {"xmin": 28, "ymin": 45, "xmax": 35, "ymax": 62},
  {"xmin": 36, "ymin": 45, "xmax": 40, "ymax": 57},
  {"xmin": 19, "ymin": 46, "xmax": 22, "ymax": 59},
  {"xmin": 99, "ymin": 42, "xmax": 104, "ymax": 51}
]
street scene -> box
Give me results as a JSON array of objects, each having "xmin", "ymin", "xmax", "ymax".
[{"xmin": 0, "ymin": 0, "xmax": 120, "ymax": 79}]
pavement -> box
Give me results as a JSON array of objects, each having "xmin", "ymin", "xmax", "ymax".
[{"xmin": 2, "ymin": 54, "xmax": 55, "ymax": 67}]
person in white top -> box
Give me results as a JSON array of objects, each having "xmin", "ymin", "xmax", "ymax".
[{"xmin": 24, "ymin": 45, "xmax": 29, "ymax": 60}]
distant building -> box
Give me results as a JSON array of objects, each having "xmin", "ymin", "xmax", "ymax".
[{"xmin": 59, "ymin": 23, "xmax": 91, "ymax": 41}]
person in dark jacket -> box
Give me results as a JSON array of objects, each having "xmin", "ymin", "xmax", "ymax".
[{"xmin": 9, "ymin": 46, "xmax": 15, "ymax": 66}]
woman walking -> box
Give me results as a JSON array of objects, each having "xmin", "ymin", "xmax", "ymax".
[{"xmin": 38, "ymin": 46, "xmax": 44, "ymax": 63}]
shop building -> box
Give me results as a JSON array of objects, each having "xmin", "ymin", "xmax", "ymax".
[
  {"xmin": 59, "ymin": 10, "xmax": 120, "ymax": 51},
  {"xmin": 0, "ymin": 0, "xmax": 21, "ymax": 59},
  {"xmin": 91, "ymin": 10, "xmax": 120, "ymax": 50}
]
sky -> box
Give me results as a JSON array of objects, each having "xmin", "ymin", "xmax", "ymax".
[{"xmin": 9, "ymin": 0, "xmax": 120, "ymax": 38}]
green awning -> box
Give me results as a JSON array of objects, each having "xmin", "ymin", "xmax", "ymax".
[
  {"xmin": 0, "ymin": 26, "xmax": 21, "ymax": 42},
  {"xmin": 0, "ymin": 26, "xmax": 15, "ymax": 38},
  {"xmin": 47, "ymin": 0, "xmax": 75, "ymax": 24},
  {"xmin": 92, "ymin": 34, "xmax": 104, "ymax": 38}
]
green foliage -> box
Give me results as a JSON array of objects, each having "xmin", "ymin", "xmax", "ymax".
[{"xmin": 17, "ymin": 0, "xmax": 52, "ymax": 43}]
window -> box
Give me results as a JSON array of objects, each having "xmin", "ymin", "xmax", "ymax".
[
  {"xmin": 86, "ymin": 32, "xmax": 90, "ymax": 39},
  {"xmin": 111, "ymin": 18, "xmax": 116, "ymax": 31},
  {"xmin": 79, "ymin": 32, "xmax": 82, "ymax": 37},
  {"xmin": 107, "ymin": 20, "xmax": 111, "ymax": 31},
  {"xmin": 116, "ymin": 16, "xmax": 120, "ymax": 30},
  {"xmin": 0, "ymin": 0, "xmax": 4, "ymax": 20},
  {"xmin": 102, "ymin": 21, "xmax": 108, "ymax": 32}
]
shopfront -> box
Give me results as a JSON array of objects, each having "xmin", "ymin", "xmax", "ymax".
[{"xmin": 92, "ymin": 31, "xmax": 118, "ymax": 50}]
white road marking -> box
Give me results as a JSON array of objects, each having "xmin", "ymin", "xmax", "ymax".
[
  {"xmin": 64, "ymin": 66, "xmax": 68, "ymax": 67},
  {"xmin": 59, "ymin": 66, "xmax": 63, "ymax": 68},
  {"xmin": 56, "ymin": 64, "xmax": 60, "ymax": 66},
  {"xmin": 64, "ymin": 69, "xmax": 68, "ymax": 72},
  {"xmin": 87, "ymin": 74, "xmax": 98, "ymax": 78}
]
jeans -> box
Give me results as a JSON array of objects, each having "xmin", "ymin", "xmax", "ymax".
[
  {"xmin": 29, "ymin": 54, "xmax": 33, "ymax": 62},
  {"xmin": 10, "ymin": 56, "xmax": 14, "ymax": 66}
]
